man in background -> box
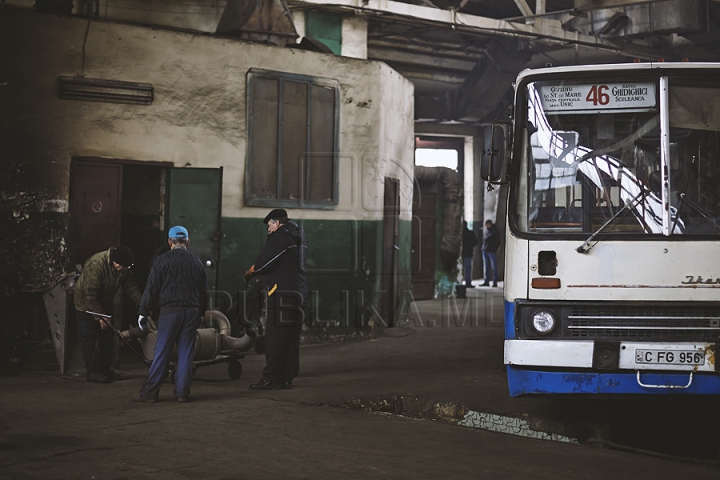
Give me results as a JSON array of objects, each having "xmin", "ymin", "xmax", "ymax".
[
  {"xmin": 73, "ymin": 246, "xmax": 142, "ymax": 383},
  {"xmin": 481, "ymin": 219, "xmax": 501, "ymax": 287},
  {"xmin": 462, "ymin": 220, "xmax": 478, "ymax": 288}
]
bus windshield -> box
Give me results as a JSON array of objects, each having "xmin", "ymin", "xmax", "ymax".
[{"xmin": 515, "ymin": 78, "xmax": 720, "ymax": 237}]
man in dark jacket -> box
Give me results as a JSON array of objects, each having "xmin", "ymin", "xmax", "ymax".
[
  {"xmin": 245, "ymin": 208, "xmax": 307, "ymax": 390},
  {"xmin": 74, "ymin": 246, "xmax": 142, "ymax": 383},
  {"xmin": 132, "ymin": 225, "xmax": 207, "ymax": 403},
  {"xmin": 481, "ymin": 220, "xmax": 501, "ymax": 287},
  {"xmin": 462, "ymin": 221, "xmax": 478, "ymax": 288}
]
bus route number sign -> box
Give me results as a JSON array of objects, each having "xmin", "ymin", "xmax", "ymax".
[
  {"xmin": 635, "ymin": 349, "xmax": 705, "ymax": 365},
  {"xmin": 539, "ymin": 83, "xmax": 656, "ymax": 113}
]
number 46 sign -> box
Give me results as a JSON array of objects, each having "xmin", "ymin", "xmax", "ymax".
[{"xmin": 539, "ymin": 82, "xmax": 656, "ymax": 113}]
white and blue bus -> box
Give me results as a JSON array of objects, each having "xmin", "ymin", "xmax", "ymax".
[{"xmin": 482, "ymin": 62, "xmax": 720, "ymax": 396}]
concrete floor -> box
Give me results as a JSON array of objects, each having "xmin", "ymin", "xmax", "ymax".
[{"xmin": 1, "ymin": 286, "xmax": 718, "ymax": 479}]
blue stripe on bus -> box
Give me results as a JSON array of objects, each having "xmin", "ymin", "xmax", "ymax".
[
  {"xmin": 506, "ymin": 365, "xmax": 720, "ymax": 396},
  {"xmin": 504, "ymin": 300, "xmax": 515, "ymax": 340}
]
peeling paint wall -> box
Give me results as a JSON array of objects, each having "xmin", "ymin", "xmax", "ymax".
[{"xmin": 0, "ymin": 7, "xmax": 414, "ymax": 312}]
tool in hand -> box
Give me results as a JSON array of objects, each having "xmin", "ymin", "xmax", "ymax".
[{"xmin": 85, "ymin": 311, "xmax": 152, "ymax": 367}]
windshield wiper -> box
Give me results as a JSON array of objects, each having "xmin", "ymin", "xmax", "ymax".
[
  {"xmin": 576, "ymin": 189, "xmax": 649, "ymax": 254},
  {"xmin": 674, "ymin": 193, "xmax": 720, "ymax": 233},
  {"xmin": 669, "ymin": 156, "xmax": 720, "ymax": 234}
]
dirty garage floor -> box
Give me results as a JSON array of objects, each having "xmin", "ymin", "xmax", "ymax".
[{"xmin": 1, "ymin": 296, "xmax": 718, "ymax": 479}]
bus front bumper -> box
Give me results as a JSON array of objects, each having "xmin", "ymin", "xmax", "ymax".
[{"xmin": 504, "ymin": 339, "xmax": 719, "ymax": 396}]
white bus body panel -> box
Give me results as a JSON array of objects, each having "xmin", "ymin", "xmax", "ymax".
[{"xmin": 524, "ymin": 241, "xmax": 720, "ymax": 302}]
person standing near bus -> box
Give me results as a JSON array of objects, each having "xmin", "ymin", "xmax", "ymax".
[
  {"xmin": 481, "ymin": 219, "xmax": 501, "ymax": 287},
  {"xmin": 132, "ymin": 225, "xmax": 207, "ymax": 403},
  {"xmin": 462, "ymin": 221, "xmax": 478, "ymax": 288},
  {"xmin": 245, "ymin": 208, "xmax": 307, "ymax": 390}
]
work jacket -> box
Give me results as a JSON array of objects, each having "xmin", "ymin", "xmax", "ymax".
[
  {"xmin": 462, "ymin": 227, "xmax": 478, "ymax": 258},
  {"xmin": 482, "ymin": 225, "xmax": 502, "ymax": 254},
  {"xmin": 73, "ymin": 248, "xmax": 143, "ymax": 315},
  {"xmin": 253, "ymin": 221, "xmax": 308, "ymax": 305}
]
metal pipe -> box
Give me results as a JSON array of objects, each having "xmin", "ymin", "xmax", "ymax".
[
  {"xmin": 85, "ymin": 311, "xmax": 151, "ymax": 367},
  {"xmin": 202, "ymin": 310, "xmax": 232, "ymax": 336}
]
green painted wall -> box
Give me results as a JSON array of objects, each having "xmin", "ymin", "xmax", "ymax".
[
  {"xmin": 218, "ymin": 217, "xmax": 412, "ymax": 331},
  {"xmin": 305, "ymin": 11, "xmax": 342, "ymax": 55}
]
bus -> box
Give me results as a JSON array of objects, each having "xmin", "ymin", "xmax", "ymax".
[{"xmin": 481, "ymin": 62, "xmax": 720, "ymax": 396}]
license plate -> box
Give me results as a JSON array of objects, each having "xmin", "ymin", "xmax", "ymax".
[{"xmin": 635, "ymin": 350, "xmax": 705, "ymax": 366}]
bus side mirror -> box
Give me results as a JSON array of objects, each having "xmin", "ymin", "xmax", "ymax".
[{"xmin": 480, "ymin": 124, "xmax": 506, "ymax": 182}]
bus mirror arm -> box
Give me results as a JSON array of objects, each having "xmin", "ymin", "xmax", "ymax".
[{"xmin": 576, "ymin": 188, "xmax": 649, "ymax": 254}]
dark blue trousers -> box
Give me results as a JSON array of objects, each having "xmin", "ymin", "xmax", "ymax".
[
  {"xmin": 483, "ymin": 251, "xmax": 498, "ymax": 284},
  {"xmin": 463, "ymin": 256, "xmax": 473, "ymax": 286},
  {"xmin": 262, "ymin": 292, "xmax": 303, "ymax": 384},
  {"xmin": 140, "ymin": 308, "xmax": 198, "ymax": 399}
]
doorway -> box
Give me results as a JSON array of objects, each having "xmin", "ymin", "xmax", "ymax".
[
  {"xmin": 381, "ymin": 177, "xmax": 400, "ymax": 327},
  {"xmin": 70, "ymin": 159, "xmax": 166, "ymax": 288}
]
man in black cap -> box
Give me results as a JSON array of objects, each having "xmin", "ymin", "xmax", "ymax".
[
  {"xmin": 74, "ymin": 246, "xmax": 143, "ymax": 383},
  {"xmin": 245, "ymin": 209, "xmax": 307, "ymax": 390}
]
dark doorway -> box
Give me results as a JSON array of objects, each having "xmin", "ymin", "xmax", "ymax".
[
  {"xmin": 411, "ymin": 183, "xmax": 438, "ymax": 300},
  {"xmin": 120, "ymin": 164, "xmax": 165, "ymax": 289},
  {"xmin": 69, "ymin": 158, "xmax": 166, "ymax": 373},
  {"xmin": 70, "ymin": 159, "xmax": 166, "ymax": 287},
  {"xmin": 381, "ymin": 177, "xmax": 400, "ymax": 327}
]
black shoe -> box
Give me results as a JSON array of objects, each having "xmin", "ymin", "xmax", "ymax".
[
  {"xmin": 480, "ymin": 282, "xmax": 490, "ymax": 287},
  {"xmin": 103, "ymin": 370, "xmax": 124, "ymax": 381},
  {"xmin": 87, "ymin": 372, "xmax": 111, "ymax": 384},
  {"xmin": 492, "ymin": 283, "xmax": 498, "ymax": 287},
  {"xmin": 175, "ymin": 396, "xmax": 189, "ymax": 403},
  {"xmin": 249, "ymin": 379, "xmax": 281, "ymax": 390},
  {"xmin": 465, "ymin": 284, "xmax": 475, "ymax": 288},
  {"xmin": 130, "ymin": 394, "xmax": 157, "ymax": 403}
]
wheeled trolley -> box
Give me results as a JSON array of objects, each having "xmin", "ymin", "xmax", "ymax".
[{"xmin": 168, "ymin": 351, "xmax": 247, "ymax": 383}]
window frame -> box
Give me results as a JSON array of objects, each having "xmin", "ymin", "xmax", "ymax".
[{"xmin": 245, "ymin": 68, "xmax": 340, "ymax": 209}]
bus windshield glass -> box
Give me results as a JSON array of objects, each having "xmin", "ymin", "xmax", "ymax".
[{"xmin": 515, "ymin": 78, "xmax": 720, "ymax": 236}]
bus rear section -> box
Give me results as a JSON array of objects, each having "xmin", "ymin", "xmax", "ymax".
[{"xmin": 491, "ymin": 63, "xmax": 720, "ymax": 396}]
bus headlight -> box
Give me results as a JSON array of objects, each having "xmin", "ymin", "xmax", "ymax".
[{"xmin": 532, "ymin": 311, "xmax": 556, "ymax": 335}]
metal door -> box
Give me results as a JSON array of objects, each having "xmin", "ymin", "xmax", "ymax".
[
  {"xmin": 168, "ymin": 168, "xmax": 222, "ymax": 289},
  {"xmin": 69, "ymin": 160, "xmax": 122, "ymax": 267},
  {"xmin": 381, "ymin": 177, "xmax": 400, "ymax": 327},
  {"xmin": 411, "ymin": 184, "xmax": 437, "ymax": 300}
]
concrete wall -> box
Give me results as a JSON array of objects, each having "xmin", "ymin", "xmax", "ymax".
[{"xmin": 0, "ymin": 7, "xmax": 414, "ymax": 328}]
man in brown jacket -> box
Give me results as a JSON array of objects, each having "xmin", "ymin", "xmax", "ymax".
[{"xmin": 73, "ymin": 246, "xmax": 142, "ymax": 383}]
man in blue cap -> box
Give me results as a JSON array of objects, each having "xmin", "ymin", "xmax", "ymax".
[{"xmin": 132, "ymin": 225, "xmax": 208, "ymax": 403}]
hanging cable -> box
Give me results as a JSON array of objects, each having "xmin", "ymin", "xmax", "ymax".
[{"xmin": 78, "ymin": 16, "xmax": 92, "ymax": 77}]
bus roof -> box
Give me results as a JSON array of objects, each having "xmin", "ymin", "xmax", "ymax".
[{"xmin": 516, "ymin": 62, "xmax": 720, "ymax": 84}]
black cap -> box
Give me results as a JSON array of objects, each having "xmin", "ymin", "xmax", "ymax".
[
  {"xmin": 110, "ymin": 246, "xmax": 134, "ymax": 267},
  {"xmin": 263, "ymin": 208, "xmax": 288, "ymax": 224}
]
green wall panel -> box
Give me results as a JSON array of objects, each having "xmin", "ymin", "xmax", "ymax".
[{"xmin": 217, "ymin": 217, "xmax": 411, "ymax": 330}]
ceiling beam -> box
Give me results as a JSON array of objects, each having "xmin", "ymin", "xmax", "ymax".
[
  {"xmin": 368, "ymin": 46, "xmax": 480, "ymax": 72},
  {"xmin": 289, "ymin": 0, "xmax": 660, "ymax": 59},
  {"xmin": 513, "ymin": 0, "xmax": 533, "ymax": 18}
]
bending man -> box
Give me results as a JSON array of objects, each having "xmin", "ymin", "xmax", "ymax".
[{"xmin": 73, "ymin": 246, "xmax": 142, "ymax": 383}]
